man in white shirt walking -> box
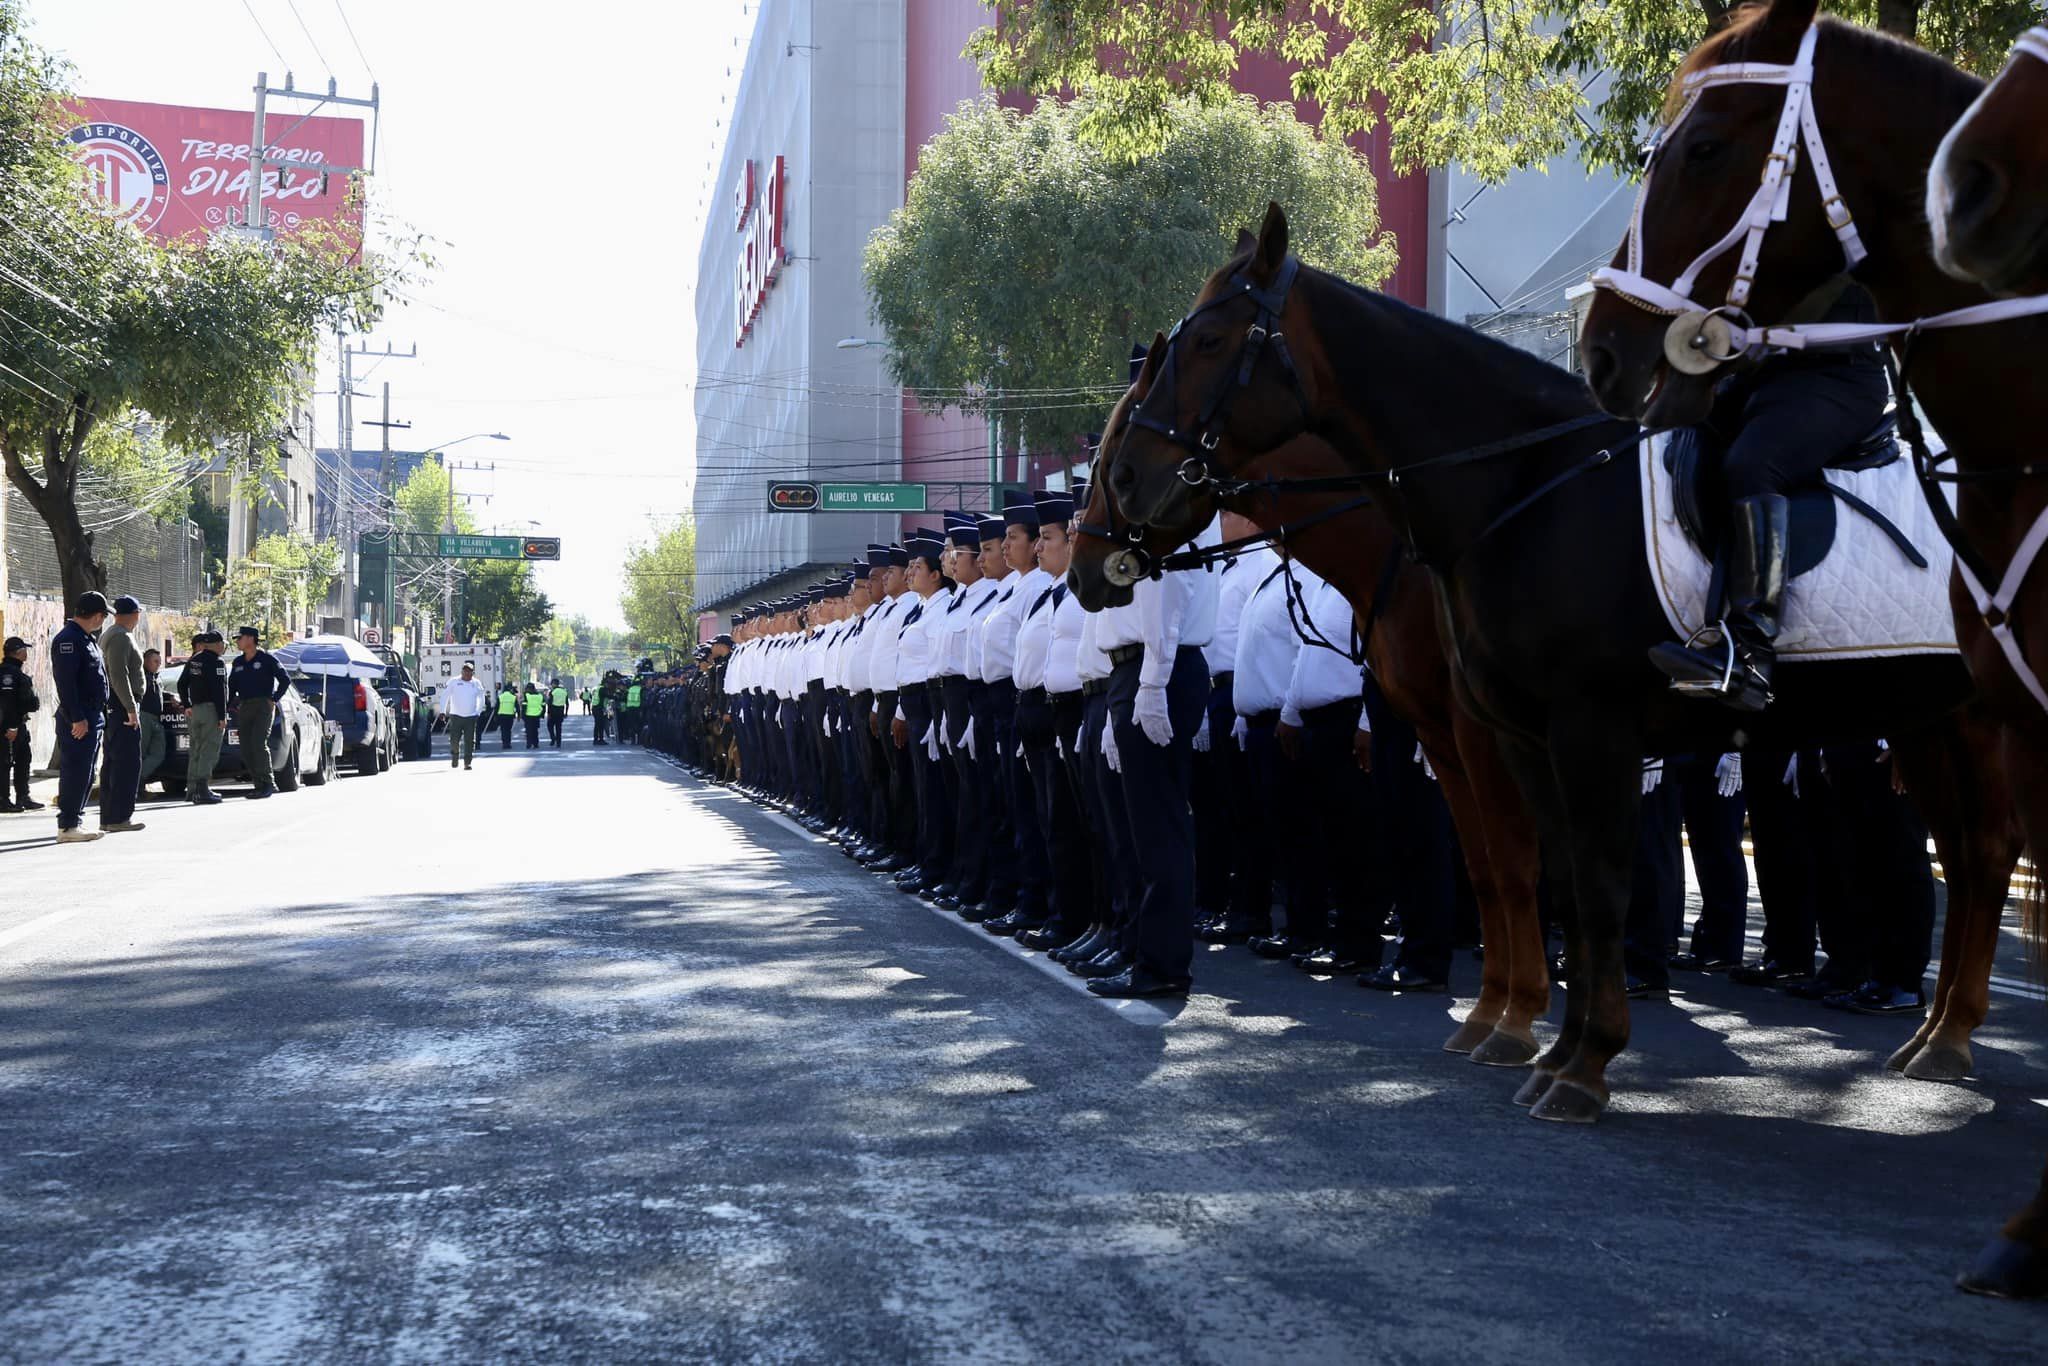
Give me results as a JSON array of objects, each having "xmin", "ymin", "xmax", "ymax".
[{"xmin": 440, "ymin": 662, "xmax": 488, "ymax": 771}]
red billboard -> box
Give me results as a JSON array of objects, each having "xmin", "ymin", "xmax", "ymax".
[{"xmin": 61, "ymin": 96, "xmax": 363, "ymax": 244}]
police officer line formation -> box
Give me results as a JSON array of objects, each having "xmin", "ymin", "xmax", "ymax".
[
  {"xmin": 3, "ymin": 590, "xmax": 299, "ymax": 843},
  {"xmin": 633, "ymin": 477, "xmax": 1949, "ymax": 1015}
]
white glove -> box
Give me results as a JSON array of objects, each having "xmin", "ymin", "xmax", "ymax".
[
  {"xmin": 939, "ymin": 720, "xmax": 954, "ymax": 752},
  {"xmin": 962, "ymin": 717, "xmax": 976, "ymax": 760},
  {"xmin": 1783, "ymin": 754, "xmax": 1800, "ymax": 797},
  {"xmin": 1231, "ymin": 716, "xmax": 1248, "ymax": 749},
  {"xmin": 1715, "ymin": 752, "xmax": 1742, "ymax": 798},
  {"xmin": 1102, "ymin": 722, "xmax": 1122, "ymax": 773},
  {"xmin": 1193, "ymin": 711, "xmax": 1211, "ymax": 752},
  {"xmin": 822, "ymin": 712, "xmax": 834, "ymax": 736},
  {"xmin": 1133, "ymin": 683, "xmax": 1173, "ymax": 747},
  {"xmin": 1056, "ymin": 735, "xmax": 1066, "ymax": 761},
  {"xmin": 1016, "ymin": 741, "xmax": 1025, "ymax": 759},
  {"xmin": 1642, "ymin": 759, "xmax": 1664, "ymax": 795}
]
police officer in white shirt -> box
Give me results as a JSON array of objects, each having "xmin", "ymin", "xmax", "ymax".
[
  {"xmin": 1012, "ymin": 489, "xmax": 1089, "ymax": 951},
  {"xmin": 976, "ymin": 498, "xmax": 1054, "ymax": 937},
  {"xmin": 892, "ymin": 529, "xmax": 955, "ymax": 899},
  {"xmin": 1195, "ymin": 516, "xmax": 1279, "ymax": 945},
  {"xmin": 1230, "ymin": 545, "xmax": 1307, "ymax": 955},
  {"xmin": 931, "ymin": 511, "xmax": 1005, "ymax": 916},
  {"xmin": 863, "ymin": 545, "xmax": 918, "ymax": 870}
]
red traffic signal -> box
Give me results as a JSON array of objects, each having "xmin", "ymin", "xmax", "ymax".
[{"xmin": 521, "ymin": 537, "xmax": 561, "ymax": 560}]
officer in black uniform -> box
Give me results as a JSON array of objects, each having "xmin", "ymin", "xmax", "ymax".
[
  {"xmin": 177, "ymin": 630, "xmax": 230, "ymax": 804},
  {"xmin": 227, "ymin": 625, "xmax": 291, "ymax": 799},
  {"xmin": 49, "ymin": 590, "xmax": 112, "ymax": 841},
  {"xmin": 0, "ymin": 635, "xmax": 44, "ymax": 812}
]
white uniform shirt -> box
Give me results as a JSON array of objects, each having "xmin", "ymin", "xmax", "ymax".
[
  {"xmin": 1281, "ymin": 575, "xmax": 1365, "ymax": 726},
  {"xmin": 978, "ymin": 567, "xmax": 1046, "ymax": 684},
  {"xmin": 1044, "ymin": 584, "xmax": 1085, "ymax": 695},
  {"xmin": 1076, "ymin": 604, "xmax": 1113, "ymax": 683},
  {"xmin": 1013, "ymin": 574, "xmax": 1064, "ymax": 692},
  {"xmin": 895, "ymin": 586, "xmax": 950, "ymax": 693},
  {"xmin": 1206, "ymin": 544, "xmax": 1280, "ymax": 676},
  {"xmin": 864, "ymin": 594, "xmax": 908, "ymax": 701},
  {"xmin": 934, "ymin": 575, "xmax": 1002, "ymax": 678},
  {"xmin": 440, "ymin": 677, "xmax": 487, "ymax": 717},
  {"xmin": 1233, "ymin": 559, "xmax": 1311, "ymax": 716}
]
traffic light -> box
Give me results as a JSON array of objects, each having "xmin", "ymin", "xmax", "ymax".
[{"xmin": 521, "ymin": 537, "xmax": 561, "ymax": 560}]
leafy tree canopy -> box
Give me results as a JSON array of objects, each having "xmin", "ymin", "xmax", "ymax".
[
  {"xmin": 864, "ymin": 95, "xmax": 1395, "ymax": 456},
  {"xmin": 199, "ymin": 533, "xmax": 341, "ymax": 642},
  {"xmin": 387, "ymin": 459, "xmax": 553, "ymax": 645},
  {"xmin": 618, "ymin": 519, "xmax": 696, "ymax": 648},
  {"xmin": 968, "ymin": 0, "xmax": 2041, "ymax": 180},
  {"xmin": 0, "ymin": 0, "xmax": 421, "ymax": 606}
]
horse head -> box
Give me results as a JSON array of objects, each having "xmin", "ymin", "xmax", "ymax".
[
  {"xmin": 1109, "ymin": 202, "xmax": 1329, "ymax": 531},
  {"xmin": 1580, "ymin": 0, "xmax": 1982, "ymax": 425},
  {"xmin": 1069, "ymin": 336, "xmax": 1203, "ymax": 610},
  {"xmin": 1929, "ymin": 28, "xmax": 2048, "ymax": 295}
]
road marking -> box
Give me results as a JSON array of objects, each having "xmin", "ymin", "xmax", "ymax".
[{"xmin": 645, "ymin": 752, "xmax": 1174, "ymax": 1024}]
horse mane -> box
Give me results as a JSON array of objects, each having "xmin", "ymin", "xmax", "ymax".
[{"xmin": 1664, "ymin": 13, "xmax": 1981, "ymax": 122}]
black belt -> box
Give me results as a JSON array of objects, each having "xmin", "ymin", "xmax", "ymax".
[
  {"xmin": 1107, "ymin": 644, "xmax": 1144, "ymax": 667},
  {"xmin": 1082, "ymin": 678, "xmax": 1108, "ymax": 697},
  {"xmin": 1211, "ymin": 670, "xmax": 1234, "ymax": 688},
  {"xmin": 1019, "ymin": 687, "xmax": 1048, "ymax": 705},
  {"xmin": 926, "ymin": 679, "xmax": 946, "ymax": 695},
  {"xmin": 1046, "ymin": 689, "xmax": 1079, "ymax": 703}
]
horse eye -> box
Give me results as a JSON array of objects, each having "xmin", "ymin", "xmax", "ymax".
[
  {"xmin": 1194, "ymin": 332, "xmax": 1224, "ymax": 354},
  {"xmin": 1686, "ymin": 138, "xmax": 1724, "ymax": 166}
]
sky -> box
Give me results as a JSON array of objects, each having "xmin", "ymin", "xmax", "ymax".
[{"xmin": 28, "ymin": 0, "xmax": 759, "ymax": 630}]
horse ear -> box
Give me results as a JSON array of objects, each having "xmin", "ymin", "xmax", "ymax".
[
  {"xmin": 1253, "ymin": 201, "xmax": 1290, "ymax": 279},
  {"xmin": 1758, "ymin": 0, "xmax": 1820, "ymax": 37},
  {"xmin": 1234, "ymin": 227, "xmax": 1257, "ymax": 258},
  {"xmin": 1139, "ymin": 331, "xmax": 1168, "ymax": 385}
]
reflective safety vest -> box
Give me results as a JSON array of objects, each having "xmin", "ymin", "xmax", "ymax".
[
  {"xmin": 627, "ymin": 685, "xmax": 642, "ymax": 708},
  {"xmin": 523, "ymin": 690, "xmax": 545, "ymax": 717},
  {"xmin": 551, "ymin": 686, "xmax": 567, "ymax": 707},
  {"xmin": 497, "ymin": 690, "xmax": 516, "ymax": 716}
]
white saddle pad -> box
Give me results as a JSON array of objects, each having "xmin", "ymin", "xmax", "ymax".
[{"xmin": 1639, "ymin": 437, "xmax": 1957, "ymax": 660}]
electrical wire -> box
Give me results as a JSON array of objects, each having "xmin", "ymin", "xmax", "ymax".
[
  {"xmin": 283, "ymin": 0, "xmax": 336, "ymax": 79},
  {"xmin": 237, "ymin": 0, "xmax": 292, "ymax": 69}
]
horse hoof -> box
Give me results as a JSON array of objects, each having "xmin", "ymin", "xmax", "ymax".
[
  {"xmin": 1884, "ymin": 1037, "xmax": 1925, "ymax": 1073},
  {"xmin": 1528, "ymin": 1079, "xmax": 1606, "ymax": 1125},
  {"xmin": 1957, "ymin": 1235, "xmax": 2048, "ymax": 1299},
  {"xmin": 1903, "ymin": 1043, "xmax": 1974, "ymax": 1083},
  {"xmin": 1442, "ymin": 1018, "xmax": 1497, "ymax": 1054},
  {"xmin": 1512, "ymin": 1070, "xmax": 1555, "ymax": 1107},
  {"xmin": 1471, "ymin": 1030, "xmax": 1540, "ymax": 1068}
]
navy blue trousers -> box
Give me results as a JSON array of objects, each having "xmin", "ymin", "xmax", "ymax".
[
  {"xmin": 57, "ymin": 714, "xmax": 103, "ymax": 832},
  {"xmin": 1108, "ymin": 648, "xmax": 1208, "ymax": 981},
  {"xmin": 101, "ymin": 717, "xmax": 140, "ymax": 825}
]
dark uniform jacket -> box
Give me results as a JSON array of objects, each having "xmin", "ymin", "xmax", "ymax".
[
  {"xmin": 179, "ymin": 651, "xmax": 228, "ymax": 710},
  {"xmin": 0, "ymin": 657, "xmax": 38, "ymax": 731},
  {"xmin": 50, "ymin": 620, "xmax": 109, "ymax": 724},
  {"xmin": 227, "ymin": 649, "xmax": 291, "ymax": 703}
]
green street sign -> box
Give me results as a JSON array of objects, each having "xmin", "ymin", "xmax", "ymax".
[
  {"xmin": 819, "ymin": 482, "xmax": 926, "ymax": 513},
  {"xmin": 439, "ymin": 534, "xmax": 524, "ymax": 558}
]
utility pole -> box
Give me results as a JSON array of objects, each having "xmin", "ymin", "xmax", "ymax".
[
  {"xmin": 235, "ymin": 73, "xmax": 379, "ymax": 241},
  {"xmin": 352, "ymin": 343, "xmax": 416, "ymax": 637},
  {"xmin": 441, "ymin": 459, "xmax": 495, "ymax": 636}
]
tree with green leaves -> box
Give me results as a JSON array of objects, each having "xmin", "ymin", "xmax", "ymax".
[
  {"xmin": 864, "ymin": 95, "xmax": 1396, "ymax": 457},
  {"xmin": 0, "ymin": 0, "xmax": 404, "ymax": 609},
  {"xmin": 618, "ymin": 520, "xmax": 696, "ymax": 647},
  {"xmin": 969, "ymin": 0, "xmax": 2040, "ymax": 181},
  {"xmin": 199, "ymin": 533, "xmax": 341, "ymax": 642},
  {"xmin": 387, "ymin": 459, "xmax": 553, "ymax": 644},
  {"xmin": 529, "ymin": 614, "xmax": 638, "ymax": 685}
]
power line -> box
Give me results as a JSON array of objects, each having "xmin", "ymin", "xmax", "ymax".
[
  {"xmin": 332, "ymin": 0, "xmax": 376, "ymax": 77},
  {"xmin": 284, "ymin": 0, "xmax": 336, "ymax": 79},
  {"xmin": 237, "ymin": 0, "xmax": 292, "ymax": 67}
]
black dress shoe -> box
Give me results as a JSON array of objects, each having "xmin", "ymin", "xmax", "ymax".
[
  {"xmin": 1785, "ymin": 972, "xmax": 1859, "ymax": 1001},
  {"xmin": 874, "ymin": 853, "xmax": 913, "ymax": 873},
  {"xmin": 932, "ymin": 894, "xmax": 961, "ymax": 911},
  {"xmin": 1197, "ymin": 913, "xmax": 1261, "ymax": 945},
  {"xmin": 1088, "ymin": 966, "xmax": 1192, "ymax": 999},
  {"xmin": 1625, "ymin": 973, "xmax": 1670, "ymax": 1002},
  {"xmin": 1670, "ymin": 952, "xmax": 1740, "ymax": 973},
  {"xmin": 1548, "ymin": 951, "xmax": 1568, "ymax": 982},
  {"xmin": 15, "ymin": 797, "xmax": 44, "ymax": 810},
  {"xmin": 1730, "ymin": 957, "xmax": 1814, "ymax": 986},
  {"xmin": 1052, "ymin": 928, "xmax": 1104, "ymax": 964},
  {"xmin": 1248, "ymin": 934, "xmax": 1297, "ymax": 960},
  {"xmin": 1074, "ymin": 947, "xmax": 1129, "ymax": 979},
  {"xmin": 893, "ymin": 865, "xmax": 925, "ymax": 885},
  {"xmin": 1295, "ymin": 947, "xmax": 1365, "ymax": 975},
  {"xmin": 1358, "ymin": 963, "xmax": 1447, "ymax": 992},
  {"xmin": 1829, "ymin": 981, "xmax": 1926, "ymax": 1015},
  {"xmin": 1016, "ymin": 925, "xmax": 1072, "ymax": 951},
  {"xmin": 959, "ymin": 901, "xmax": 999, "ymax": 923}
]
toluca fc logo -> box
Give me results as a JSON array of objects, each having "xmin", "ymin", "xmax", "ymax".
[{"xmin": 64, "ymin": 121, "xmax": 170, "ymax": 232}]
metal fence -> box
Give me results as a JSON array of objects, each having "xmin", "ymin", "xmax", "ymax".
[{"xmin": 5, "ymin": 484, "xmax": 207, "ymax": 610}]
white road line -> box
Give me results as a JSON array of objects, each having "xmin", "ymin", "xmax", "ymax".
[{"xmin": 649, "ymin": 752, "xmax": 1174, "ymax": 1025}]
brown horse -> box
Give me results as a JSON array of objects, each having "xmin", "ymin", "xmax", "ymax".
[
  {"xmin": 1575, "ymin": 0, "xmax": 2048, "ymax": 1298},
  {"xmin": 1073, "ymin": 354, "xmax": 1551, "ymax": 1064},
  {"xmin": 1929, "ymin": 25, "xmax": 2048, "ymax": 294},
  {"xmin": 1104, "ymin": 203, "xmax": 2020, "ymax": 1148}
]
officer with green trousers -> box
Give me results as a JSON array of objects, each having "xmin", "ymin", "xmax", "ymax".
[{"xmin": 178, "ymin": 631, "xmax": 228, "ymax": 804}]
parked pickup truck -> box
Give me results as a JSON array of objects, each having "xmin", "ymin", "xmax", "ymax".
[
  {"xmin": 291, "ymin": 672, "xmax": 397, "ymax": 777},
  {"xmin": 373, "ymin": 651, "xmax": 433, "ymax": 760}
]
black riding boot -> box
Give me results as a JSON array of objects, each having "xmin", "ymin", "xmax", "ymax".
[{"xmin": 1649, "ymin": 494, "xmax": 1789, "ymax": 713}]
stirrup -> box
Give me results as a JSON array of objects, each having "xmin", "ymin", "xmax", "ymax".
[{"xmin": 1666, "ymin": 619, "xmax": 1739, "ymax": 698}]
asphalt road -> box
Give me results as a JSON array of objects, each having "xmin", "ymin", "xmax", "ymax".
[{"xmin": 1, "ymin": 718, "xmax": 2044, "ymax": 1363}]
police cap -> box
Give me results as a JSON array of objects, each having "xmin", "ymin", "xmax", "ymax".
[
  {"xmin": 111, "ymin": 594, "xmax": 142, "ymax": 614},
  {"xmin": 73, "ymin": 590, "xmax": 111, "ymax": 617},
  {"xmin": 3, "ymin": 636, "xmax": 27, "ymax": 654},
  {"xmin": 237, "ymin": 625, "xmax": 261, "ymax": 641}
]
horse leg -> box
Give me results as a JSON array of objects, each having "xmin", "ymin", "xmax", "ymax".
[
  {"xmin": 1890, "ymin": 706, "xmax": 2024, "ymax": 1083},
  {"xmin": 1490, "ymin": 734, "xmax": 1578, "ymax": 1106},
  {"xmin": 1429, "ymin": 754, "xmax": 1509, "ymax": 1053},
  {"xmin": 1527, "ymin": 709, "xmax": 1643, "ymax": 1126},
  {"xmin": 1457, "ymin": 712, "xmax": 1548, "ymax": 1067},
  {"xmin": 1958, "ymin": 1154, "xmax": 2048, "ymax": 1299}
]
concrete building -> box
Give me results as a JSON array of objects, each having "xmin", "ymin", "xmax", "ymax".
[{"xmin": 692, "ymin": 0, "xmax": 907, "ymax": 615}]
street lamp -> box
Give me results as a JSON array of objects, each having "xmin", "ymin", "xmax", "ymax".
[{"xmin": 835, "ymin": 337, "xmax": 873, "ymax": 350}]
